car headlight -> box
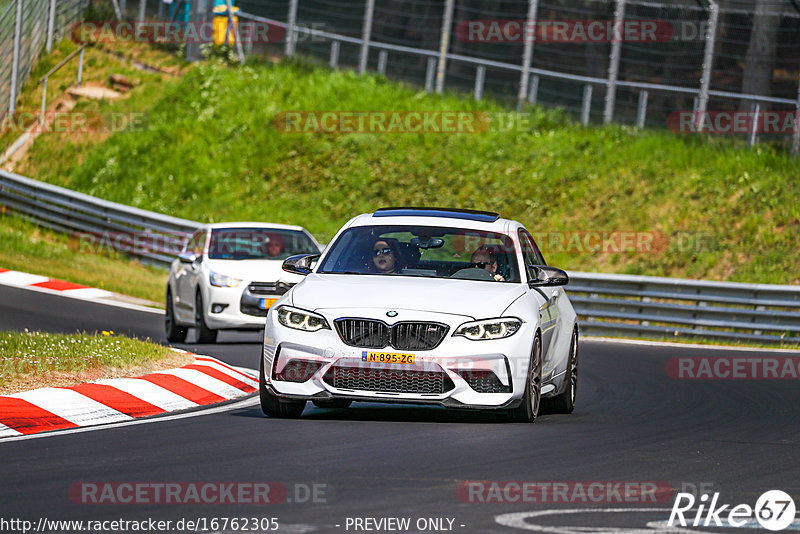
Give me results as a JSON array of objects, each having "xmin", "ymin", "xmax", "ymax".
[
  {"xmin": 277, "ymin": 306, "xmax": 330, "ymax": 332},
  {"xmin": 454, "ymin": 318, "xmax": 522, "ymax": 340},
  {"xmin": 209, "ymin": 271, "xmax": 242, "ymax": 287}
]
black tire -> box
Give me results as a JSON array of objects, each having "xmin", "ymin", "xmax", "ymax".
[
  {"xmin": 507, "ymin": 334, "xmax": 542, "ymax": 423},
  {"xmin": 194, "ymin": 291, "xmax": 218, "ymax": 344},
  {"xmin": 312, "ymin": 399, "xmax": 353, "ymax": 409},
  {"xmin": 546, "ymin": 328, "xmax": 578, "ymax": 414},
  {"xmin": 165, "ymin": 289, "xmax": 188, "ymax": 343},
  {"xmin": 259, "ymin": 357, "xmax": 307, "ymax": 418}
]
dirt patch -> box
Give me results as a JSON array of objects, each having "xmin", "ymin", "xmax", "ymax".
[{"xmin": 0, "ymin": 350, "xmax": 194, "ymax": 395}]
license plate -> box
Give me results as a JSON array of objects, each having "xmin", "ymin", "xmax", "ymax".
[
  {"xmin": 361, "ymin": 351, "xmax": 415, "ymax": 364},
  {"xmin": 259, "ymin": 298, "xmax": 278, "ymax": 310}
]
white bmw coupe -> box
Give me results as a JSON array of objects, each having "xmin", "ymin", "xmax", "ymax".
[{"xmin": 260, "ymin": 208, "xmax": 578, "ymax": 422}]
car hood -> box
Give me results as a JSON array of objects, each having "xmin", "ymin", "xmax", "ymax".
[
  {"xmin": 291, "ymin": 274, "xmax": 526, "ymax": 320},
  {"xmin": 205, "ymin": 258, "xmax": 304, "ymax": 283}
]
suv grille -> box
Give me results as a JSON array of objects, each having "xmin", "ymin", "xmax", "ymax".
[
  {"xmin": 323, "ymin": 365, "xmax": 455, "ymax": 394},
  {"xmin": 457, "ymin": 370, "xmax": 511, "ymax": 393},
  {"xmin": 335, "ymin": 319, "xmax": 448, "ymax": 350}
]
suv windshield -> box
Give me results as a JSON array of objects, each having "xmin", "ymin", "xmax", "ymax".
[
  {"xmin": 317, "ymin": 225, "xmax": 520, "ymax": 282},
  {"xmin": 208, "ymin": 228, "xmax": 318, "ymax": 260}
]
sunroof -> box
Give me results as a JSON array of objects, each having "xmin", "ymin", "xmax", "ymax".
[{"xmin": 373, "ymin": 207, "xmax": 501, "ymax": 223}]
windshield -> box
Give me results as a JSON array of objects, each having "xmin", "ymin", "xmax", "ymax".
[
  {"xmin": 317, "ymin": 225, "xmax": 520, "ymax": 283},
  {"xmin": 208, "ymin": 228, "xmax": 318, "ymax": 260}
]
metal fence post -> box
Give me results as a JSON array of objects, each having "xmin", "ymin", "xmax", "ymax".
[
  {"xmin": 603, "ymin": 0, "xmax": 625, "ymax": 124},
  {"xmin": 747, "ymin": 102, "xmax": 760, "ymax": 148},
  {"xmin": 581, "ymin": 84, "xmax": 593, "ymax": 126},
  {"xmin": 435, "ymin": 0, "xmax": 455, "ymax": 94},
  {"xmin": 792, "ymin": 73, "xmax": 800, "ymax": 156},
  {"xmin": 636, "ymin": 89, "xmax": 648, "ymax": 128},
  {"xmin": 527, "ymin": 74, "xmax": 539, "ymax": 104},
  {"xmin": 8, "ymin": 0, "xmax": 22, "ymax": 116},
  {"xmin": 377, "ymin": 50, "xmax": 388, "ymax": 75},
  {"xmin": 110, "ymin": 0, "xmax": 123, "ymax": 21},
  {"xmin": 46, "ymin": 0, "xmax": 57, "ymax": 53},
  {"xmin": 224, "ymin": 0, "xmax": 245, "ymax": 64},
  {"xmin": 40, "ymin": 78, "xmax": 48, "ymax": 125},
  {"xmin": 359, "ymin": 0, "xmax": 376, "ymax": 74},
  {"xmin": 185, "ymin": 0, "xmax": 208, "ymax": 62},
  {"xmin": 77, "ymin": 47, "xmax": 84, "ymax": 87},
  {"xmin": 474, "ymin": 65, "xmax": 485, "ymax": 100},
  {"xmin": 285, "ymin": 0, "xmax": 298, "ymax": 56},
  {"xmin": 425, "ymin": 56, "xmax": 436, "ymax": 93},
  {"xmin": 330, "ymin": 40, "xmax": 340, "ymax": 68},
  {"xmin": 695, "ymin": 0, "xmax": 719, "ymax": 130},
  {"xmin": 517, "ymin": 0, "xmax": 539, "ymax": 109}
]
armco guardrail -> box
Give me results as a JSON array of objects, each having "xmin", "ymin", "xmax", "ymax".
[
  {"xmin": 0, "ymin": 169, "xmax": 201, "ymax": 268},
  {"xmin": 568, "ymin": 272, "xmax": 800, "ymax": 344},
  {"xmin": 1, "ymin": 169, "xmax": 799, "ymax": 344}
]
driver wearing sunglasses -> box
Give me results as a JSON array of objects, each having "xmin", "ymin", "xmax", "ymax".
[
  {"xmin": 471, "ymin": 246, "xmax": 504, "ymax": 281},
  {"xmin": 371, "ymin": 239, "xmax": 400, "ymax": 274}
]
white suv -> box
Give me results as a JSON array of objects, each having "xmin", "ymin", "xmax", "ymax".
[
  {"xmin": 166, "ymin": 222, "xmax": 323, "ymax": 343},
  {"xmin": 260, "ymin": 208, "xmax": 579, "ymax": 422}
]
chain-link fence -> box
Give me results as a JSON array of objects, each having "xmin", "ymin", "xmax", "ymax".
[
  {"xmin": 1, "ymin": 0, "xmax": 89, "ymax": 119},
  {"xmin": 4, "ymin": 0, "xmax": 799, "ymax": 152},
  {"xmin": 173, "ymin": 0, "xmax": 800, "ymax": 153}
]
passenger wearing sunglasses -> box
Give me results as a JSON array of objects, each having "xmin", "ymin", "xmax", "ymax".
[
  {"xmin": 471, "ymin": 247, "xmax": 504, "ymax": 281},
  {"xmin": 371, "ymin": 239, "xmax": 401, "ymax": 274}
]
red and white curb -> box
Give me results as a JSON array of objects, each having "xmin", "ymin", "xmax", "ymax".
[
  {"xmin": 0, "ymin": 354, "xmax": 257, "ymax": 438},
  {"xmin": 0, "ymin": 268, "xmax": 112, "ymax": 298},
  {"xmin": 0, "ymin": 268, "xmax": 161, "ymax": 314}
]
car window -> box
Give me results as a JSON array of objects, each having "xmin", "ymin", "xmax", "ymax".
[
  {"xmin": 317, "ymin": 225, "xmax": 520, "ymax": 283},
  {"xmin": 518, "ymin": 229, "xmax": 546, "ymax": 280},
  {"xmin": 208, "ymin": 228, "xmax": 319, "ymax": 260},
  {"xmin": 185, "ymin": 230, "xmax": 206, "ymax": 257}
]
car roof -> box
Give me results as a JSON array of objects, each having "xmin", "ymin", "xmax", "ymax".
[
  {"xmin": 345, "ymin": 208, "xmax": 518, "ymax": 232},
  {"xmin": 201, "ymin": 221, "xmax": 309, "ymax": 232}
]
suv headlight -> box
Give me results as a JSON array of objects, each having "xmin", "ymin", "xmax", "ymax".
[
  {"xmin": 209, "ymin": 271, "xmax": 242, "ymax": 287},
  {"xmin": 454, "ymin": 318, "xmax": 522, "ymax": 340},
  {"xmin": 277, "ymin": 306, "xmax": 330, "ymax": 332}
]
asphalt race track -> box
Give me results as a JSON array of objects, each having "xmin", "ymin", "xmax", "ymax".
[{"xmin": 1, "ymin": 283, "xmax": 799, "ymax": 534}]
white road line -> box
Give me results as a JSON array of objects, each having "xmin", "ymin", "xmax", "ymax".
[
  {"xmin": 93, "ymin": 377, "xmax": 198, "ymax": 411},
  {"xmin": 154, "ymin": 368, "xmax": 249, "ymax": 399},
  {"xmin": 0, "ymin": 279, "xmax": 164, "ymax": 314},
  {"xmin": 11, "ymin": 388, "xmax": 132, "ymax": 425},
  {"xmin": 0, "ymin": 271, "xmax": 50, "ymax": 286},
  {"xmin": 0, "ymin": 396, "xmax": 259, "ymax": 443}
]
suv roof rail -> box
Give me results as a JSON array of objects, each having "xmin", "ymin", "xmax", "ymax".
[{"xmin": 373, "ymin": 207, "xmax": 501, "ymax": 223}]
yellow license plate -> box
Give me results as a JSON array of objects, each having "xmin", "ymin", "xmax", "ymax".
[
  {"xmin": 259, "ymin": 298, "xmax": 278, "ymax": 310},
  {"xmin": 361, "ymin": 351, "xmax": 415, "ymax": 364}
]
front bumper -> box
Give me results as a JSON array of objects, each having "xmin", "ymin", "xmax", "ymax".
[
  {"xmin": 203, "ymin": 283, "xmax": 288, "ymax": 330},
  {"xmin": 263, "ymin": 310, "xmax": 535, "ymax": 409}
]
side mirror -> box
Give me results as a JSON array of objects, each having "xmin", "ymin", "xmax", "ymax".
[
  {"xmin": 528, "ymin": 265, "xmax": 569, "ymax": 287},
  {"xmin": 282, "ymin": 254, "xmax": 320, "ymax": 276},
  {"xmin": 178, "ymin": 251, "xmax": 198, "ymax": 264}
]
